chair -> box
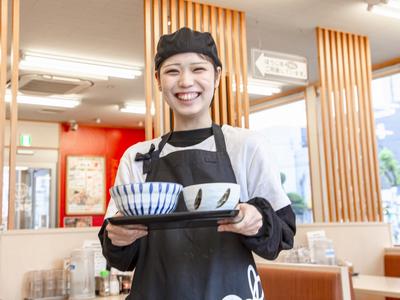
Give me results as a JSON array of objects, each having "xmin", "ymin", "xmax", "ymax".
[
  {"xmin": 384, "ymin": 250, "xmax": 400, "ymax": 300},
  {"xmin": 256, "ymin": 262, "xmax": 354, "ymax": 300}
]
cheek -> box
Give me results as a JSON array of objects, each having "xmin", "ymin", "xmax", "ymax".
[{"xmin": 198, "ymin": 77, "xmax": 215, "ymax": 91}]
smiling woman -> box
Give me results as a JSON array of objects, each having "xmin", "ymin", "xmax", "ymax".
[{"xmin": 99, "ymin": 27, "xmax": 296, "ymax": 300}]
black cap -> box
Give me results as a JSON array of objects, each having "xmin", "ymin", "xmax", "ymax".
[{"xmin": 154, "ymin": 27, "xmax": 222, "ymax": 71}]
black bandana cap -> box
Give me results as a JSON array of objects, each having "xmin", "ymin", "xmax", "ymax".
[{"xmin": 154, "ymin": 27, "xmax": 222, "ymax": 71}]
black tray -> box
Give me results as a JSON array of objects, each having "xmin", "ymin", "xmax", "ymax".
[{"xmin": 107, "ymin": 209, "xmax": 239, "ymax": 230}]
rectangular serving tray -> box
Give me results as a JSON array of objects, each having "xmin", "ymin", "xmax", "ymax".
[{"xmin": 107, "ymin": 209, "xmax": 239, "ymax": 230}]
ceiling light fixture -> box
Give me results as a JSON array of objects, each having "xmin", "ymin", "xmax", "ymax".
[
  {"xmin": 232, "ymin": 78, "xmax": 282, "ymax": 96},
  {"xmin": 5, "ymin": 90, "xmax": 81, "ymax": 108},
  {"xmin": 20, "ymin": 51, "xmax": 142, "ymax": 80},
  {"xmin": 367, "ymin": 0, "xmax": 400, "ymax": 20},
  {"xmin": 120, "ymin": 101, "xmax": 155, "ymax": 115}
]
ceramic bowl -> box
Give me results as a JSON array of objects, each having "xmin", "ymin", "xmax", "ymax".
[
  {"xmin": 182, "ymin": 182, "xmax": 240, "ymax": 211},
  {"xmin": 110, "ymin": 182, "xmax": 183, "ymax": 216}
]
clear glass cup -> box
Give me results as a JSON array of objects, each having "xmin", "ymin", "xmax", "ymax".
[
  {"xmin": 26, "ymin": 270, "xmax": 43, "ymax": 299},
  {"xmin": 69, "ymin": 248, "xmax": 95, "ymax": 299},
  {"xmin": 313, "ymin": 238, "xmax": 336, "ymax": 265},
  {"xmin": 43, "ymin": 269, "xmax": 56, "ymax": 297}
]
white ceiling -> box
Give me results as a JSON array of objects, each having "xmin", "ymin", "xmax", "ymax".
[{"xmin": 10, "ymin": 0, "xmax": 400, "ymax": 128}]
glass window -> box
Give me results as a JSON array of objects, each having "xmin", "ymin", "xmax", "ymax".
[
  {"xmin": 372, "ymin": 72, "xmax": 400, "ymax": 244},
  {"xmin": 249, "ymin": 100, "xmax": 313, "ymax": 223}
]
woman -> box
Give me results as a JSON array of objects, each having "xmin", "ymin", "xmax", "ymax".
[{"xmin": 99, "ymin": 27, "xmax": 295, "ymax": 300}]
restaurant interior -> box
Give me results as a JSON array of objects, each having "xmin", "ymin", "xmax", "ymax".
[{"xmin": 0, "ymin": 0, "xmax": 400, "ymax": 299}]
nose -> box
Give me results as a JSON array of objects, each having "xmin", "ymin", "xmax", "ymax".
[{"xmin": 178, "ymin": 70, "xmax": 194, "ymax": 87}]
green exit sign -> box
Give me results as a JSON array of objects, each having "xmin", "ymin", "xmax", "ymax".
[{"xmin": 20, "ymin": 134, "xmax": 32, "ymax": 147}]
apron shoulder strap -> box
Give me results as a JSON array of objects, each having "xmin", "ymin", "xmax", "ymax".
[{"xmin": 212, "ymin": 123, "xmax": 228, "ymax": 153}]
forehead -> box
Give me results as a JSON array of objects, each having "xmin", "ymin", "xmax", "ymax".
[{"xmin": 161, "ymin": 52, "xmax": 212, "ymax": 67}]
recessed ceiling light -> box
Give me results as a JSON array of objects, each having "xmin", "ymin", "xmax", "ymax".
[
  {"xmin": 120, "ymin": 101, "xmax": 155, "ymax": 115},
  {"xmin": 20, "ymin": 51, "xmax": 142, "ymax": 80},
  {"xmin": 5, "ymin": 90, "xmax": 81, "ymax": 108}
]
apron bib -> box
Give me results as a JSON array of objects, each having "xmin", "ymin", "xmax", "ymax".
[{"xmin": 129, "ymin": 124, "xmax": 264, "ymax": 300}]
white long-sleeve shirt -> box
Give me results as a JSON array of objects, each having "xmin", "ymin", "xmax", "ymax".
[{"xmin": 106, "ymin": 124, "xmax": 290, "ymax": 217}]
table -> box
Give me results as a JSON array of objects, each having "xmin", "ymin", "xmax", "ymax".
[{"xmin": 352, "ymin": 275, "xmax": 400, "ymax": 298}]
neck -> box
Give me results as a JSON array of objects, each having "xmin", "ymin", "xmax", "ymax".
[{"xmin": 173, "ymin": 115, "xmax": 212, "ymax": 131}]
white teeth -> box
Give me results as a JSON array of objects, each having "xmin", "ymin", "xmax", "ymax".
[{"xmin": 176, "ymin": 92, "xmax": 199, "ymax": 101}]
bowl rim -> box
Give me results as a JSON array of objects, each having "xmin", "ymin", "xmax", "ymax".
[
  {"xmin": 182, "ymin": 182, "xmax": 240, "ymax": 190},
  {"xmin": 110, "ymin": 181, "xmax": 183, "ymax": 191}
]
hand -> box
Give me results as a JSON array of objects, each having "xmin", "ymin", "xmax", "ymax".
[
  {"xmin": 106, "ymin": 212, "xmax": 148, "ymax": 246},
  {"xmin": 217, "ymin": 203, "xmax": 263, "ymax": 236}
]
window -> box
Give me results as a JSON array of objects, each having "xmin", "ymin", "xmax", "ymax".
[
  {"xmin": 372, "ymin": 72, "xmax": 400, "ymax": 244},
  {"xmin": 249, "ymin": 100, "xmax": 313, "ymax": 223}
]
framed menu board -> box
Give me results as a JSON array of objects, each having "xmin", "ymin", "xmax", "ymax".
[{"xmin": 66, "ymin": 156, "xmax": 106, "ymax": 215}]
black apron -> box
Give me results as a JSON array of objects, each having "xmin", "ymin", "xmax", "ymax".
[{"xmin": 129, "ymin": 124, "xmax": 264, "ymax": 300}]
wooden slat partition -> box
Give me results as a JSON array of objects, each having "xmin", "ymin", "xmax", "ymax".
[
  {"xmin": 7, "ymin": 0, "xmax": 20, "ymax": 230},
  {"xmin": 144, "ymin": 0, "xmax": 249, "ymax": 139},
  {"xmin": 316, "ymin": 27, "xmax": 382, "ymax": 222},
  {"xmin": 0, "ymin": 0, "xmax": 8, "ymax": 227}
]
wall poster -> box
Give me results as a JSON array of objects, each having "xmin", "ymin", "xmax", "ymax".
[{"xmin": 66, "ymin": 156, "xmax": 106, "ymax": 215}]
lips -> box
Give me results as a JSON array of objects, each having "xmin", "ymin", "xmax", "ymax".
[{"xmin": 175, "ymin": 92, "xmax": 200, "ymax": 101}]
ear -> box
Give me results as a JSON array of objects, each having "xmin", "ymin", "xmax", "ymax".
[
  {"xmin": 214, "ymin": 67, "xmax": 222, "ymax": 89},
  {"xmin": 155, "ymin": 71, "xmax": 162, "ymax": 91}
]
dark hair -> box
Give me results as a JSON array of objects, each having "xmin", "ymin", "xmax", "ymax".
[{"xmin": 154, "ymin": 27, "xmax": 222, "ymax": 71}]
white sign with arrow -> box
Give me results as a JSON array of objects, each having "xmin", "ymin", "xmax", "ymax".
[{"xmin": 251, "ymin": 48, "xmax": 308, "ymax": 85}]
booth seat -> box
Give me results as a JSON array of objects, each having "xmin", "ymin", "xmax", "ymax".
[{"xmin": 256, "ymin": 262, "xmax": 354, "ymax": 300}]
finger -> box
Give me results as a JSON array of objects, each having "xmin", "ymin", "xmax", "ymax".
[
  {"xmin": 123, "ymin": 224, "xmax": 148, "ymax": 230},
  {"xmin": 109, "ymin": 229, "xmax": 148, "ymax": 246}
]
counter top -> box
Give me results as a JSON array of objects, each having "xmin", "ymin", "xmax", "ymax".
[{"xmin": 353, "ymin": 274, "xmax": 400, "ymax": 298}]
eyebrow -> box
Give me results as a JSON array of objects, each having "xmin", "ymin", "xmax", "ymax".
[{"xmin": 162, "ymin": 62, "xmax": 209, "ymax": 68}]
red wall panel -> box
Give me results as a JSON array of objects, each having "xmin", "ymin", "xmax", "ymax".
[{"xmin": 59, "ymin": 124, "xmax": 145, "ymax": 226}]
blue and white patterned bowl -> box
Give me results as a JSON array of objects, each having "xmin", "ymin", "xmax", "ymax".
[{"xmin": 110, "ymin": 182, "xmax": 183, "ymax": 216}]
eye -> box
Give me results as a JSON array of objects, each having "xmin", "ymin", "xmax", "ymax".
[
  {"xmin": 193, "ymin": 67, "xmax": 206, "ymax": 72},
  {"xmin": 164, "ymin": 69, "xmax": 179, "ymax": 75}
]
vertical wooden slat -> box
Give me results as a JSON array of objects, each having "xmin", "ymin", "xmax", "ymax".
[
  {"xmin": 239, "ymin": 12, "xmax": 249, "ymax": 128},
  {"xmin": 360, "ymin": 37, "xmax": 378, "ymax": 221},
  {"xmin": 330, "ymin": 30, "xmax": 346, "ymax": 221},
  {"xmin": 217, "ymin": 8, "xmax": 227, "ymax": 124},
  {"xmin": 8, "ymin": 0, "xmax": 20, "ymax": 230},
  {"xmin": 341, "ymin": 32, "xmax": 359, "ymax": 221},
  {"xmin": 224, "ymin": 10, "xmax": 235, "ymax": 126},
  {"xmin": 153, "ymin": 0, "xmax": 161, "ymax": 137},
  {"xmin": 178, "ymin": 0, "xmax": 185, "ymax": 28},
  {"xmin": 201, "ymin": 4, "xmax": 209, "ymax": 32},
  {"xmin": 170, "ymin": 0, "xmax": 178, "ymax": 33},
  {"xmin": 324, "ymin": 28, "xmax": 340, "ymax": 221},
  {"xmin": 232, "ymin": 11, "xmax": 242, "ymax": 127},
  {"xmin": 161, "ymin": 0, "xmax": 171, "ymax": 132},
  {"xmin": 365, "ymin": 38, "xmax": 383, "ymax": 221},
  {"xmin": 0, "ymin": 0, "xmax": 8, "ymax": 227},
  {"xmin": 336, "ymin": 31, "xmax": 353, "ymax": 221},
  {"xmin": 347, "ymin": 34, "xmax": 365, "ymax": 222},
  {"xmin": 144, "ymin": 0, "xmax": 153, "ymax": 140},
  {"xmin": 194, "ymin": 2, "xmax": 201, "ymax": 31},
  {"xmin": 186, "ymin": 0, "xmax": 193, "ymax": 28},
  {"xmin": 317, "ymin": 28, "xmax": 335, "ymax": 221},
  {"xmin": 354, "ymin": 35, "xmax": 371, "ymax": 221},
  {"xmin": 208, "ymin": 5, "xmax": 221, "ymax": 124}
]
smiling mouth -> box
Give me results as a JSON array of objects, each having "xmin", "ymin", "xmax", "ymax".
[{"xmin": 175, "ymin": 92, "xmax": 200, "ymax": 102}]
